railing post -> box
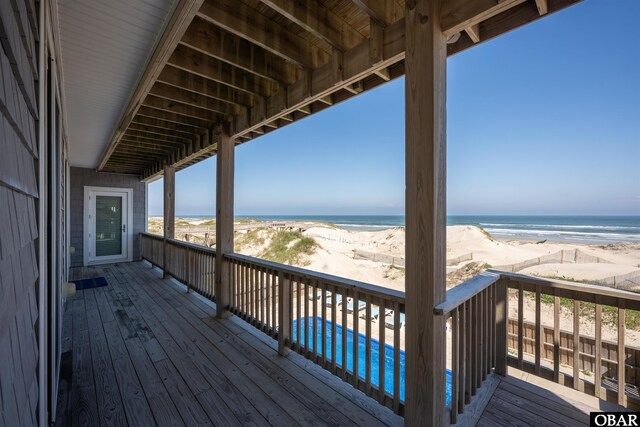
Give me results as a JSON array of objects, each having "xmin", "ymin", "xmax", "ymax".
[
  {"xmin": 215, "ymin": 123, "xmax": 234, "ymax": 318},
  {"xmin": 495, "ymin": 278, "xmax": 509, "ymax": 376},
  {"xmin": 405, "ymin": 0, "xmax": 447, "ymax": 424},
  {"xmin": 278, "ymin": 271, "xmax": 291, "ymax": 356},
  {"xmin": 163, "ymin": 165, "xmax": 175, "ymax": 279}
]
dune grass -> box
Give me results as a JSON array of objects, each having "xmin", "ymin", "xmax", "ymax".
[{"xmin": 260, "ymin": 230, "xmax": 318, "ymax": 265}]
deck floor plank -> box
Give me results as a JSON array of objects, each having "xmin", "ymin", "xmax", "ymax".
[
  {"xmin": 84, "ymin": 290, "xmax": 128, "ymax": 426},
  {"xmin": 126, "ymin": 262, "xmax": 369, "ymax": 427},
  {"xmin": 60, "ymin": 260, "xmax": 615, "ymax": 427}
]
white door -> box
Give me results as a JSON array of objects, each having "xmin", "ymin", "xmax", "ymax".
[{"xmin": 85, "ymin": 187, "xmax": 133, "ymax": 265}]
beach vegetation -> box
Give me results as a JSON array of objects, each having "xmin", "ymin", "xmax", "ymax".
[
  {"xmin": 260, "ymin": 231, "xmax": 318, "ymax": 265},
  {"xmin": 477, "ymin": 226, "xmax": 494, "ymax": 241}
]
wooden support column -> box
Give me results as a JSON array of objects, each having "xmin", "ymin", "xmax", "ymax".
[
  {"xmin": 215, "ymin": 123, "xmax": 234, "ymax": 318},
  {"xmin": 405, "ymin": 0, "xmax": 447, "ymax": 424},
  {"xmin": 163, "ymin": 165, "xmax": 175, "ymax": 279}
]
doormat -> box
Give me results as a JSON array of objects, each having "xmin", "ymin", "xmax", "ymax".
[{"xmin": 72, "ymin": 276, "xmax": 108, "ymax": 290}]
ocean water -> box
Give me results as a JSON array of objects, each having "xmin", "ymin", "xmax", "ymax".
[
  {"xmin": 174, "ymin": 214, "xmax": 640, "ymax": 243},
  {"xmin": 292, "ymin": 317, "xmax": 453, "ymax": 405},
  {"xmin": 449, "ymin": 215, "xmax": 640, "ymax": 244}
]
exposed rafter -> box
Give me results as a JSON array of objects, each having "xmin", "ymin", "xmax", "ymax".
[
  {"xmin": 169, "ymin": 45, "xmax": 277, "ymax": 97},
  {"xmin": 260, "ymin": 0, "xmax": 365, "ymax": 51},
  {"xmin": 180, "ymin": 17, "xmax": 300, "ymax": 84},
  {"xmin": 198, "ymin": 0, "xmax": 331, "ymax": 69},
  {"xmin": 158, "ymin": 66, "xmax": 257, "ymax": 108},
  {"xmin": 351, "ymin": 0, "xmax": 404, "ymax": 26},
  {"xmin": 149, "ymin": 82, "xmax": 243, "ymax": 116}
]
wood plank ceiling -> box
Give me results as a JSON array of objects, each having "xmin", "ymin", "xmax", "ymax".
[{"xmin": 98, "ymin": 0, "xmax": 581, "ymax": 179}]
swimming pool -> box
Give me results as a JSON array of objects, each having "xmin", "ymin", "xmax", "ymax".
[{"xmin": 292, "ymin": 317, "xmax": 452, "ymax": 405}]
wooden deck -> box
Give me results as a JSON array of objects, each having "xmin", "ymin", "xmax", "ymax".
[
  {"xmin": 56, "ymin": 261, "xmax": 403, "ymax": 427},
  {"xmin": 475, "ymin": 370, "xmax": 625, "ymax": 427}
]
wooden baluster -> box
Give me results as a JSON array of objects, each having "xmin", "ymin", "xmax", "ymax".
[
  {"xmin": 476, "ymin": 294, "xmax": 482, "ymax": 389},
  {"xmin": 554, "ymin": 295, "xmax": 561, "ymax": 382},
  {"xmin": 241, "ymin": 263, "xmax": 247, "ymax": 317},
  {"xmin": 260, "ymin": 268, "xmax": 265, "ymax": 329},
  {"xmin": 393, "ymin": 301, "xmax": 400, "ymax": 413},
  {"xmin": 365, "ymin": 295, "xmax": 372, "ymax": 396},
  {"xmin": 353, "ymin": 292, "xmax": 360, "ymax": 389},
  {"xmin": 331, "ymin": 287, "xmax": 337, "ymax": 373},
  {"xmin": 495, "ymin": 279, "xmax": 508, "ymax": 377},
  {"xmin": 312, "ymin": 280, "xmax": 318, "ymax": 359},
  {"xmin": 304, "ymin": 279, "xmax": 310, "ymax": 355},
  {"xmin": 277, "ymin": 272, "xmax": 291, "ymax": 356},
  {"xmin": 481, "ymin": 290, "xmax": 487, "ymax": 381},
  {"xmin": 265, "ymin": 270, "xmax": 271, "ymax": 331},
  {"xmin": 342, "ymin": 289, "xmax": 348, "ymax": 380},
  {"xmin": 535, "ymin": 286, "xmax": 541, "ymax": 376},
  {"xmin": 460, "ymin": 301, "xmax": 467, "ymax": 412},
  {"xmin": 253, "ymin": 266, "xmax": 259, "ymax": 324},
  {"xmin": 618, "ymin": 300, "xmax": 626, "ymax": 406},
  {"xmin": 471, "ymin": 296, "xmax": 477, "ymax": 395},
  {"xmin": 489, "ymin": 284, "xmax": 495, "ymax": 373},
  {"xmin": 518, "ymin": 284, "xmax": 524, "ymax": 370},
  {"xmin": 451, "ymin": 307, "xmax": 459, "ymax": 424},
  {"xmin": 321, "ymin": 283, "xmax": 327, "ymax": 367},
  {"xmin": 273, "ymin": 270, "xmax": 278, "ymax": 335},
  {"xmin": 573, "ymin": 300, "xmax": 580, "ymax": 390},
  {"xmin": 296, "ymin": 277, "xmax": 301, "ymax": 351},
  {"xmin": 378, "ymin": 299, "xmax": 386, "ymax": 405},
  {"xmin": 595, "ymin": 297, "xmax": 602, "ymax": 398}
]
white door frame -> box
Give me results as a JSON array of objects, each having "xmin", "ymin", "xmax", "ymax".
[{"xmin": 83, "ymin": 186, "xmax": 133, "ymax": 265}]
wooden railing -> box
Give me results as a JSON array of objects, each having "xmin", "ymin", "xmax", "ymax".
[
  {"xmin": 434, "ymin": 272, "xmax": 505, "ymax": 424},
  {"xmin": 141, "ymin": 232, "xmax": 640, "ymax": 421},
  {"xmin": 140, "ymin": 232, "xmax": 216, "ymax": 299},
  {"xmin": 225, "ymin": 253, "xmax": 407, "ymax": 414},
  {"xmin": 140, "ymin": 232, "xmax": 164, "ymax": 268},
  {"xmin": 501, "ymin": 271, "xmax": 640, "ymax": 409}
]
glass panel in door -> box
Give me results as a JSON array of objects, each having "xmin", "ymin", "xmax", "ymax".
[{"xmin": 95, "ymin": 195, "xmax": 122, "ymax": 256}]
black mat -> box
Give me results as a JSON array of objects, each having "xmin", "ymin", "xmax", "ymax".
[{"xmin": 72, "ymin": 276, "xmax": 109, "ymax": 290}]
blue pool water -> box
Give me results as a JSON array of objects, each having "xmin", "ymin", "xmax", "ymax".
[{"xmin": 292, "ymin": 317, "xmax": 452, "ymax": 405}]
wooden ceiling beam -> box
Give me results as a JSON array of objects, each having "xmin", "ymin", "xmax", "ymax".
[
  {"xmin": 350, "ymin": 0, "xmax": 404, "ymax": 26},
  {"xmin": 158, "ymin": 66, "xmax": 257, "ymax": 108},
  {"xmin": 169, "ymin": 45, "xmax": 277, "ymax": 97},
  {"xmin": 198, "ymin": 0, "xmax": 330, "ymax": 69},
  {"xmin": 98, "ymin": 0, "xmax": 205, "ymax": 171},
  {"xmin": 441, "ymin": 0, "xmax": 526, "ymax": 37},
  {"xmin": 143, "ymin": 94, "xmax": 226, "ymax": 122},
  {"xmin": 260, "ymin": 0, "xmax": 364, "ymax": 51},
  {"xmin": 136, "ymin": 105, "xmax": 213, "ymax": 129},
  {"xmin": 122, "ymin": 130, "xmax": 190, "ymax": 146},
  {"xmin": 181, "ymin": 17, "xmax": 300, "ymax": 85},
  {"xmin": 130, "ymin": 115, "xmax": 204, "ymax": 135},
  {"xmin": 118, "ymin": 137, "xmax": 182, "ymax": 151},
  {"xmin": 149, "ymin": 82, "xmax": 243, "ymax": 116},
  {"xmin": 128, "ymin": 122, "xmax": 195, "ymax": 140}
]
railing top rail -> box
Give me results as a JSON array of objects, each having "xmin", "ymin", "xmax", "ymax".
[
  {"xmin": 166, "ymin": 237, "xmax": 217, "ymax": 255},
  {"xmin": 225, "ymin": 252, "xmax": 406, "ymax": 303},
  {"xmin": 434, "ymin": 271, "xmax": 501, "ymax": 315},
  {"xmin": 498, "ymin": 270, "xmax": 640, "ymax": 302},
  {"xmin": 141, "ymin": 231, "xmax": 163, "ymax": 240},
  {"xmin": 140, "ymin": 232, "xmax": 217, "ymax": 256}
]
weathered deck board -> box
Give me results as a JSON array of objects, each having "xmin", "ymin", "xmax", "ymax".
[
  {"xmin": 57, "ymin": 261, "xmax": 402, "ymax": 426},
  {"xmin": 476, "ymin": 373, "xmax": 602, "ymax": 427}
]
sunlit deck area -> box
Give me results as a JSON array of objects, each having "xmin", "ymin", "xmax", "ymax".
[
  {"xmin": 57, "ymin": 261, "xmax": 403, "ymax": 426},
  {"xmin": 57, "ymin": 260, "xmax": 628, "ymax": 426}
]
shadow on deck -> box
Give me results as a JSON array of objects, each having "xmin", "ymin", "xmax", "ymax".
[{"xmin": 56, "ymin": 261, "xmax": 402, "ymax": 426}]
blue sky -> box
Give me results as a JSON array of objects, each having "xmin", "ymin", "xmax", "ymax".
[{"xmin": 149, "ymin": 0, "xmax": 640, "ymax": 217}]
